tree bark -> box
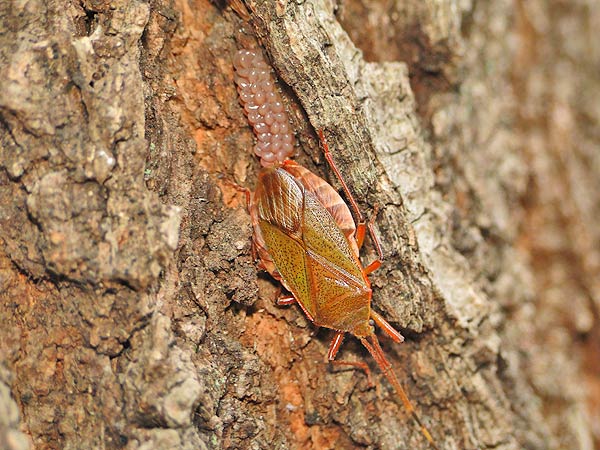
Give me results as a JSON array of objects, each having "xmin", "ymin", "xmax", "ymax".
[{"xmin": 0, "ymin": 1, "xmax": 598, "ymax": 449}]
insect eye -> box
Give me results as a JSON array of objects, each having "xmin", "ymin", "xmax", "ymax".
[{"xmin": 369, "ymin": 319, "xmax": 375, "ymax": 326}]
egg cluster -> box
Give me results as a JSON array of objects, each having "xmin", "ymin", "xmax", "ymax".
[{"xmin": 233, "ymin": 49, "xmax": 295, "ymax": 167}]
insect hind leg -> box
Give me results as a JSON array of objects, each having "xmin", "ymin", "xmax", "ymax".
[
  {"xmin": 318, "ymin": 129, "xmax": 384, "ymax": 262},
  {"xmin": 224, "ymin": 178, "xmax": 252, "ymax": 209}
]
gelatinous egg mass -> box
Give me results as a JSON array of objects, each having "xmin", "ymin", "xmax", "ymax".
[{"xmin": 233, "ymin": 49, "xmax": 296, "ymax": 167}]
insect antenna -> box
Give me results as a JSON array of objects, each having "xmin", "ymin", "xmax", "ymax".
[{"xmin": 360, "ymin": 334, "xmax": 439, "ymax": 450}]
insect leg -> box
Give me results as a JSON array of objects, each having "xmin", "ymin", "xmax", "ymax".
[
  {"xmin": 327, "ymin": 331, "xmax": 345, "ymax": 360},
  {"xmin": 277, "ymin": 295, "xmax": 296, "ymax": 306},
  {"xmin": 224, "ymin": 179, "xmax": 252, "ymax": 209},
  {"xmin": 328, "ymin": 331, "xmax": 374, "ymax": 387},
  {"xmin": 318, "ymin": 129, "xmax": 384, "ymax": 261},
  {"xmin": 371, "ymin": 310, "xmax": 405, "ymax": 343},
  {"xmin": 363, "ymin": 259, "xmax": 381, "ymax": 275},
  {"xmin": 351, "ymin": 205, "xmax": 383, "ymax": 275},
  {"xmin": 225, "ymin": 179, "xmax": 273, "ymax": 271},
  {"xmin": 272, "ymin": 286, "xmax": 296, "ymax": 305},
  {"xmin": 366, "ymin": 204, "xmax": 384, "ymax": 261},
  {"xmin": 355, "ymin": 222, "xmax": 367, "ymax": 249},
  {"xmin": 318, "ymin": 130, "xmax": 365, "ymax": 223}
]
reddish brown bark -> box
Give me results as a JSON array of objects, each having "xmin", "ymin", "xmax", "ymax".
[{"xmin": 0, "ymin": 1, "xmax": 598, "ymax": 449}]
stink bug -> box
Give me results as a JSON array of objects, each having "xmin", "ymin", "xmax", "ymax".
[{"xmin": 244, "ymin": 130, "xmax": 438, "ymax": 449}]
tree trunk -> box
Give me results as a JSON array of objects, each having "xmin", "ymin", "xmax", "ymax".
[{"xmin": 1, "ymin": 1, "xmax": 598, "ymax": 449}]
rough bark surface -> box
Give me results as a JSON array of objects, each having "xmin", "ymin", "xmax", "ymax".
[{"xmin": 0, "ymin": 1, "xmax": 598, "ymax": 450}]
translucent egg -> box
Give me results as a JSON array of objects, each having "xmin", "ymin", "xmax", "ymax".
[{"xmin": 234, "ymin": 48, "xmax": 297, "ymax": 167}]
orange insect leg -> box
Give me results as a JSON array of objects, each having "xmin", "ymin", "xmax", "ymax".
[
  {"xmin": 327, "ymin": 331, "xmax": 345, "ymax": 360},
  {"xmin": 225, "ymin": 179, "xmax": 252, "ymax": 208},
  {"xmin": 365, "ymin": 204, "xmax": 383, "ymax": 260},
  {"xmin": 274, "ymin": 286, "xmax": 315, "ymax": 321},
  {"xmin": 276, "ymin": 295, "xmax": 296, "ymax": 306},
  {"xmin": 371, "ymin": 310, "xmax": 404, "ymax": 343},
  {"xmin": 318, "ymin": 129, "xmax": 384, "ymax": 262},
  {"xmin": 272, "ymin": 286, "xmax": 296, "ymax": 305},
  {"xmin": 355, "ymin": 222, "xmax": 367, "ymax": 249},
  {"xmin": 361, "ymin": 209, "xmax": 382, "ymax": 274},
  {"xmin": 327, "ymin": 331, "xmax": 374, "ymax": 387},
  {"xmin": 363, "ymin": 259, "xmax": 381, "ymax": 275}
]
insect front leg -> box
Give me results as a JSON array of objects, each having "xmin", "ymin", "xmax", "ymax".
[
  {"xmin": 371, "ymin": 310, "xmax": 405, "ymax": 344},
  {"xmin": 327, "ymin": 331, "xmax": 345, "ymax": 360},
  {"xmin": 327, "ymin": 331, "xmax": 374, "ymax": 387}
]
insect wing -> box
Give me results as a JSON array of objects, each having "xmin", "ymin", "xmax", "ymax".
[
  {"xmin": 255, "ymin": 168, "xmax": 315, "ymax": 317},
  {"xmin": 302, "ymin": 193, "xmax": 363, "ymax": 283},
  {"xmin": 302, "ymin": 193, "xmax": 371, "ymax": 329},
  {"xmin": 282, "ymin": 161, "xmax": 358, "ymax": 255},
  {"xmin": 255, "ymin": 167, "xmax": 302, "ymax": 235}
]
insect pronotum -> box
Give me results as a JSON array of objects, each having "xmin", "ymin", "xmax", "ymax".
[{"xmin": 234, "ymin": 49, "xmax": 438, "ymax": 449}]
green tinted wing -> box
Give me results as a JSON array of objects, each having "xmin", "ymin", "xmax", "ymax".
[
  {"xmin": 302, "ymin": 192, "xmax": 364, "ymax": 283},
  {"xmin": 259, "ymin": 220, "xmax": 315, "ymax": 318},
  {"xmin": 255, "ymin": 168, "xmax": 315, "ymax": 318}
]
